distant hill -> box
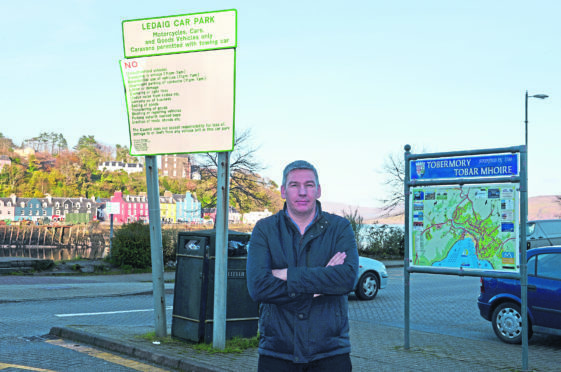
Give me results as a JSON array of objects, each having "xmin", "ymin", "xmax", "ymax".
[
  {"xmin": 322, "ymin": 195, "xmax": 561, "ymax": 225},
  {"xmin": 320, "ymin": 201, "xmax": 404, "ymax": 225},
  {"xmin": 528, "ymin": 195, "xmax": 561, "ymax": 220}
]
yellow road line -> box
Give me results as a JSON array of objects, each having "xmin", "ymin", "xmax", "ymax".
[
  {"xmin": 0, "ymin": 362, "xmax": 55, "ymax": 371},
  {"xmin": 46, "ymin": 339, "xmax": 170, "ymax": 372}
]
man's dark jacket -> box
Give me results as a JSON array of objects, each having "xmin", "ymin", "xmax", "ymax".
[{"xmin": 246, "ymin": 202, "xmax": 359, "ymax": 363}]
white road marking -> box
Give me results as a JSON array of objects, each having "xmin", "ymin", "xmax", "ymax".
[{"xmin": 55, "ymin": 306, "xmax": 173, "ymax": 317}]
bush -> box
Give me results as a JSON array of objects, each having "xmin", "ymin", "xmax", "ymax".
[
  {"xmin": 161, "ymin": 225, "xmax": 178, "ymax": 263},
  {"xmin": 110, "ymin": 221, "xmax": 175, "ymax": 269},
  {"xmin": 361, "ymin": 224, "xmax": 404, "ymax": 258}
]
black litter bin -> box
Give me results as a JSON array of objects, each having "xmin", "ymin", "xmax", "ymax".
[{"xmin": 171, "ymin": 229, "xmax": 259, "ymax": 343}]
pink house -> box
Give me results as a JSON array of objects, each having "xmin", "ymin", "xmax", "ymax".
[{"xmin": 110, "ymin": 191, "xmax": 149, "ymax": 223}]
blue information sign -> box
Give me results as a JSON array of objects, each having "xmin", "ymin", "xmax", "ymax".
[{"xmin": 410, "ymin": 154, "xmax": 519, "ymax": 180}]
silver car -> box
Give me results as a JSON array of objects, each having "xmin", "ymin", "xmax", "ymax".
[
  {"xmin": 527, "ymin": 220, "xmax": 561, "ymax": 249},
  {"xmin": 353, "ymin": 256, "xmax": 388, "ymax": 300}
]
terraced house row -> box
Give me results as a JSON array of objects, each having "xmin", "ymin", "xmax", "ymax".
[
  {"xmin": 0, "ymin": 190, "xmax": 203, "ymax": 224},
  {"xmin": 109, "ymin": 190, "xmax": 202, "ymax": 224}
]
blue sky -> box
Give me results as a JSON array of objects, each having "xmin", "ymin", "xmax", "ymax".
[{"xmin": 1, "ymin": 1, "xmax": 559, "ymax": 208}]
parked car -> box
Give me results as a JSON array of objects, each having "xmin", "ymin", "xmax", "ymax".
[
  {"xmin": 527, "ymin": 220, "xmax": 561, "ymax": 249},
  {"xmin": 353, "ymin": 256, "xmax": 388, "ymax": 300},
  {"xmin": 477, "ymin": 246, "xmax": 561, "ymax": 344}
]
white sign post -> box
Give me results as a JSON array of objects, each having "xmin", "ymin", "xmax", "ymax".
[
  {"xmin": 121, "ymin": 9, "xmax": 237, "ymax": 347},
  {"xmin": 105, "ymin": 202, "xmax": 120, "ymax": 260}
]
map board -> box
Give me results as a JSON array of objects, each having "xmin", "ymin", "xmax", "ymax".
[
  {"xmin": 409, "ymin": 184, "xmax": 519, "ymax": 272},
  {"xmin": 119, "ymin": 49, "xmax": 235, "ymax": 155},
  {"xmin": 122, "ymin": 10, "xmax": 237, "ymax": 58}
]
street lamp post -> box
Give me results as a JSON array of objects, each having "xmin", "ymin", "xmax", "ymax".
[
  {"xmin": 525, "ymin": 90, "xmax": 549, "ymax": 148},
  {"xmin": 521, "ymin": 90, "xmax": 547, "ymax": 371}
]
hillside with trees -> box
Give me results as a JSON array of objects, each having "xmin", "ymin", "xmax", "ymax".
[{"xmin": 0, "ymin": 131, "xmax": 283, "ymax": 214}]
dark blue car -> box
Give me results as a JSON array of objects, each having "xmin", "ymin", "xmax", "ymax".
[{"xmin": 477, "ymin": 246, "xmax": 561, "ymax": 344}]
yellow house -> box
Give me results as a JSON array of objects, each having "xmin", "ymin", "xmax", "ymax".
[{"xmin": 160, "ymin": 193, "xmax": 176, "ymax": 223}]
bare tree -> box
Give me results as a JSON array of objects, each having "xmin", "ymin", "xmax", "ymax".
[
  {"xmin": 379, "ymin": 146, "xmax": 427, "ymax": 214},
  {"xmin": 379, "ymin": 152, "xmax": 405, "ymax": 214},
  {"xmin": 197, "ymin": 129, "xmax": 270, "ymax": 213}
]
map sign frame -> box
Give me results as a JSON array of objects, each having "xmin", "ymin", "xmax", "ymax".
[{"xmin": 409, "ymin": 183, "xmax": 520, "ymax": 273}]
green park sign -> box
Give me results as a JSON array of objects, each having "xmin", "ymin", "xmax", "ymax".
[{"xmin": 122, "ymin": 9, "xmax": 237, "ymax": 58}]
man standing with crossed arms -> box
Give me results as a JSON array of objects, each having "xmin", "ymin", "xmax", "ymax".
[{"xmin": 247, "ymin": 160, "xmax": 359, "ymax": 371}]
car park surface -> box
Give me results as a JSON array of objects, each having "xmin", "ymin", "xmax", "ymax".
[{"xmin": 477, "ymin": 246, "xmax": 561, "ymax": 343}]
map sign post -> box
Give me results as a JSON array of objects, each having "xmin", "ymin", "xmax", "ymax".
[{"xmin": 404, "ymin": 145, "xmax": 529, "ymax": 369}]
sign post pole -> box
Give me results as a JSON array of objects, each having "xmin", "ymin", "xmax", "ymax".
[
  {"xmin": 213, "ymin": 151, "xmax": 231, "ymax": 349},
  {"xmin": 520, "ymin": 147, "xmax": 529, "ymax": 370},
  {"xmin": 109, "ymin": 214, "xmax": 114, "ymax": 254},
  {"xmin": 145, "ymin": 155, "xmax": 167, "ymax": 337},
  {"xmin": 404, "ymin": 144, "xmax": 411, "ymax": 349}
]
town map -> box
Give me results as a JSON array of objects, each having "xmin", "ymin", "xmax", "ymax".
[{"xmin": 410, "ymin": 184, "xmax": 519, "ymax": 272}]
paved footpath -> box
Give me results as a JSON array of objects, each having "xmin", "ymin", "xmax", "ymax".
[
  {"xmin": 2, "ymin": 258, "xmax": 561, "ymax": 371},
  {"xmin": 49, "ymin": 318, "xmax": 561, "ymax": 372}
]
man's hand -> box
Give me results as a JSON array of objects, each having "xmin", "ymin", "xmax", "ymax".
[
  {"xmin": 272, "ymin": 268, "xmax": 287, "ymax": 281},
  {"xmin": 271, "ymin": 252, "xmax": 347, "ymax": 297},
  {"xmin": 326, "ymin": 251, "xmax": 346, "ymax": 266},
  {"xmin": 314, "ymin": 251, "xmax": 347, "ymax": 297}
]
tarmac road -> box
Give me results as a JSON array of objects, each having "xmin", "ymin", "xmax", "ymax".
[{"xmin": 2, "ymin": 260, "xmax": 561, "ymax": 371}]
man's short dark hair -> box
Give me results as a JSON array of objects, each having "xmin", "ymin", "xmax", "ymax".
[{"xmin": 282, "ymin": 160, "xmax": 319, "ymax": 188}]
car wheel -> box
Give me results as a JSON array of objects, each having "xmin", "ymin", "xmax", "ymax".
[
  {"xmin": 355, "ymin": 272, "xmax": 379, "ymax": 301},
  {"xmin": 491, "ymin": 302, "xmax": 532, "ymax": 344}
]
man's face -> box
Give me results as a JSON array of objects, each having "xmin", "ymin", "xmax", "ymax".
[{"xmin": 281, "ymin": 169, "xmax": 321, "ymax": 218}]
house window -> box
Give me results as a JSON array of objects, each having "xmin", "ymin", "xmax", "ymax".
[
  {"xmin": 20, "ymin": 210, "xmax": 24, "ymax": 215},
  {"xmin": 55, "ymin": 202, "xmax": 60, "ymax": 208},
  {"xmin": 87, "ymin": 203, "xmax": 91, "ymax": 209},
  {"xmin": 21, "ymin": 202, "xmax": 25, "ymax": 208},
  {"xmin": 76, "ymin": 203, "xmax": 81, "ymax": 208},
  {"xmin": 65, "ymin": 204, "xmax": 69, "ymax": 209},
  {"xmin": 56, "ymin": 210, "xmax": 60, "ymax": 215},
  {"xmin": 42, "ymin": 211, "xmax": 46, "ymax": 216},
  {"xmin": 7, "ymin": 202, "xmax": 11, "ymax": 207},
  {"xmin": 42, "ymin": 202, "xmax": 47, "ymax": 208},
  {"xmin": 35, "ymin": 210, "xmax": 39, "ymax": 216}
]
